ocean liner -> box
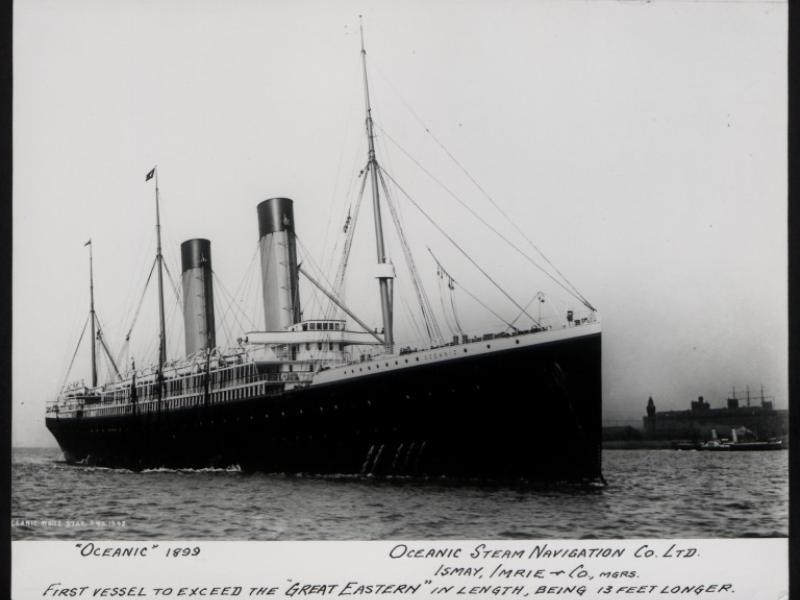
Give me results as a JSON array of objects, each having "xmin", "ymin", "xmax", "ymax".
[{"xmin": 45, "ymin": 24, "xmax": 602, "ymax": 482}]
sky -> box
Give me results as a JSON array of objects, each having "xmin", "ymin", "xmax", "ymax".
[{"xmin": 13, "ymin": 0, "xmax": 787, "ymax": 446}]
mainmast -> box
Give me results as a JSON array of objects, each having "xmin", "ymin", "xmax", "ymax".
[
  {"xmin": 359, "ymin": 17, "xmax": 394, "ymax": 353},
  {"xmin": 147, "ymin": 166, "xmax": 168, "ymax": 377},
  {"xmin": 86, "ymin": 239, "xmax": 97, "ymax": 388}
]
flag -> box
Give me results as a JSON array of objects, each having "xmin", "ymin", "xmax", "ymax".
[
  {"xmin": 145, "ymin": 167, "xmax": 156, "ymax": 182},
  {"xmin": 84, "ymin": 239, "xmax": 91, "ymax": 247}
]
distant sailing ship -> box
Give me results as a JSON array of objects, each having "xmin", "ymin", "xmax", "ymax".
[{"xmin": 46, "ymin": 22, "xmax": 602, "ymax": 482}]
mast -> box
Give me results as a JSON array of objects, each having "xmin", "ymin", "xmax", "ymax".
[
  {"xmin": 359, "ymin": 16, "xmax": 394, "ymax": 353},
  {"xmin": 87, "ymin": 239, "xmax": 97, "ymax": 388},
  {"xmin": 147, "ymin": 166, "xmax": 168, "ymax": 379}
]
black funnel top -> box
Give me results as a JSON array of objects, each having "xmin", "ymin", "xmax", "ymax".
[
  {"xmin": 257, "ymin": 197, "xmax": 295, "ymax": 237},
  {"xmin": 181, "ymin": 238, "xmax": 212, "ymax": 273}
]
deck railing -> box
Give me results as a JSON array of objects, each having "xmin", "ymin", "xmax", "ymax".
[{"xmin": 47, "ymin": 369, "xmax": 314, "ymax": 419}]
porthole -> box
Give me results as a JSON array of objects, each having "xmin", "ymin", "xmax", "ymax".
[
  {"xmin": 463, "ymin": 348, "xmax": 468, "ymax": 353},
  {"xmin": 415, "ymin": 357, "xmax": 419, "ymax": 362},
  {"xmin": 487, "ymin": 344, "xmax": 491, "ymax": 349},
  {"xmin": 515, "ymin": 339, "xmax": 520, "ymax": 344}
]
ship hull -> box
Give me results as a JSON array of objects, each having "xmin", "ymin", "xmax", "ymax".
[{"xmin": 46, "ymin": 331, "xmax": 602, "ymax": 482}]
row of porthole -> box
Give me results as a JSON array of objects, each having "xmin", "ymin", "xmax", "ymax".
[
  {"xmin": 343, "ymin": 349, "xmax": 464, "ymax": 376},
  {"xmin": 339, "ymin": 338, "xmax": 521, "ymax": 376},
  {"xmin": 259, "ymin": 403, "xmax": 343, "ymax": 420}
]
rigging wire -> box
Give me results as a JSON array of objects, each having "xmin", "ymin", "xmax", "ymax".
[
  {"xmin": 509, "ymin": 291, "xmax": 549, "ymax": 330},
  {"xmin": 94, "ymin": 312, "xmax": 122, "ymax": 381},
  {"xmin": 330, "ymin": 165, "xmax": 370, "ymax": 316},
  {"xmin": 116, "ymin": 257, "xmax": 158, "ymax": 367},
  {"xmin": 380, "ymin": 166, "xmax": 541, "ymax": 327},
  {"xmin": 434, "ymin": 256, "xmax": 470, "ymax": 338},
  {"xmin": 211, "ymin": 243, "xmax": 259, "ymax": 338},
  {"xmin": 160, "ymin": 261, "xmax": 185, "ymax": 361},
  {"xmin": 320, "ymin": 101, "xmax": 362, "ymax": 283},
  {"xmin": 161, "ymin": 261, "xmax": 183, "ymax": 306},
  {"xmin": 376, "ymin": 123, "xmax": 593, "ymax": 311},
  {"xmin": 164, "ymin": 287, "xmax": 183, "ymax": 362},
  {"xmin": 397, "ymin": 288, "xmax": 427, "ymax": 347},
  {"xmin": 231, "ymin": 243, "xmax": 260, "ymax": 303},
  {"xmin": 216, "ymin": 240, "xmax": 261, "ymax": 333},
  {"xmin": 215, "ymin": 287, "xmax": 236, "ymax": 347},
  {"xmin": 376, "ymin": 167, "xmax": 442, "ymax": 344},
  {"xmin": 113, "ymin": 230, "xmax": 156, "ymax": 340},
  {"xmin": 448, "ymin": 277, "xmax": 465, "ymax": 338},
  {"xmin": 295, "ymin": 240, "xmax": 331, "ymax": 320},
  {"xmin": 373, "ymin": 74, "xmax": 595, "ymax": 311},
  {"xmin": 236, "ymin": 242, "xmax": 264, "ymax": 329},
  {"xmin": 243, "ymin": 246, "xmax": 263, "ymax": 328},
  {"xmin": 213, "ymin": 270, "xmax": 257, "ymax": 336},
  {"xmin": 297, "ymin": 240, "xmax": 346, "ymax": 325},
  {"xmin": 428, "ymin": 248, "xmax": 520, "ymax": 332},
  {"xmin": 295, "ymin": 236, "xmax": 340, "ymax": 297},
  {"xmin": 58, "ymin": 314, "xmax": 90, "ymax": 394},
  {"xmin": 436, "ymin": 273, "xmax": 456, "ymax": 338}
]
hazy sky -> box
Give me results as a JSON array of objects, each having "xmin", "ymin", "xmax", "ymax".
[{"xmin": 14, "ymin": 0, "xmax": 787, "ymax": 446}]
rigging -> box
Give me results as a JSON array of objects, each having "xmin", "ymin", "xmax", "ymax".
[
  {"xmin": 374, "ymin": 72, "xmax": 595, "ymax": 312},
  {"xmin": 427, "ymin": 248, "xmax": 520, "ymax": 333},
  {"xmin": 380, "ymin": 166, "xmax": 541, "ymax": 328},
  {"xmin": 377, "ymin": 168, "xmax": 443, "ymax": 345},
  {"xmin": 377, "ymin": 123, "xmax": 594, "ymax": 312}
]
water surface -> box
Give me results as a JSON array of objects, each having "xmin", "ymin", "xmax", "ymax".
[{"xmin": 12, "ymin": 447, "xmax": 787, "ymax": 540}]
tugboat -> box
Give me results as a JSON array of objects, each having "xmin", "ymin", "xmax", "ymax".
[{"xmin": 45, "ymin": 22, "xmax": 603, "ymax": 482}]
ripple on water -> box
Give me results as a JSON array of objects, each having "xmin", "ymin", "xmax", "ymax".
[{"xmin": 10, "ymin": 448, "xmax": 788, "ymax": 540}]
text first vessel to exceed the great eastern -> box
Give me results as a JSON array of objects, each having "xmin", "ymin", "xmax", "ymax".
[{"xmin": 45, "ymin": 25, "xmax": 602, "ymax": 482}]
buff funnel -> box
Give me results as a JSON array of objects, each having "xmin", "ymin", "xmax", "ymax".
[
  {"xmin": 257, "ymin": 197, "xmax": 301, "ymax": 331},
  {"xmin": 180, "ymin": 238, "xmax": 216, "ymax": 356}
]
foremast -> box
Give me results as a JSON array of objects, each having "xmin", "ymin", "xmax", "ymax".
[
  {"xmin": 147, "ymin": 166, "xmax": 168, "ymax": 403},
  {"xmin": 87, "ymin": 239, "xmax": 97, "ymax": 388},
  {"xmin": 359, "ymin": 17, "xmax": 394, "ymax": 354}
]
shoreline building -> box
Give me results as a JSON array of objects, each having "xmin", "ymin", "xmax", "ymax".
[{"xmin": 642, "ymin": 389, "xmax": 788, "ymax": 441}]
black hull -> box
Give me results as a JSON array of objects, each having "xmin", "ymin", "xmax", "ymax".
[{"xmin": 46, "ymin": 332, "xmax": 602, "ymax": 482}]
